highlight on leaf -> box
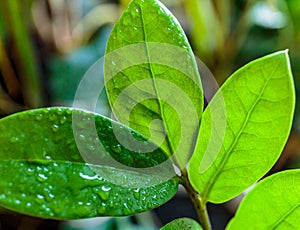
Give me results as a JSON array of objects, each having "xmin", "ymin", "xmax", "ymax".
[
  {"xmin": 227, "ymin": 169, "xmax": 300, "ymax": 229},
  {"xmin": 188, "ymin": 50, "xmax": 295, "ymax": 203}
]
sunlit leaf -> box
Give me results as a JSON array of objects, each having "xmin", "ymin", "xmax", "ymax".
[
  {"xmin": 227, "ymin": 169, "xmax": 300, "ymax": 229},
  {"xmin": 188, "ymin": 51, "xmax": 295, "ymax": 203},
  {"xmin": 104, "ymin": 0, "xmax": 203, "ymax": 166}
]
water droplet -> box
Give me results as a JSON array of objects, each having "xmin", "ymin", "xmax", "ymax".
[
  {"xmin": 98, "ymin": 185, "xmax": 111, "ymax": 201},
  {"xmin": 123, "ymin": 202, "xmax": 131, "ymax": 215},
  {"xmin": 35, "ymin": 113, "xmax": 43, "ymax": 121},
  {"xmin": 15, "ymin": 199, "xmax": 21, "ymax": 205},
  {"xmin": 133, "ymin": 188, "xmax": 140, "ymax": 200},
  {"xmin": 26, "ymin": 202, "xmax": 32, "ymax": 207},
  {"xmin": 78, "ymin": 201, "xmax": 83, "ymax": 206},
  {"xmin": 56, "ymin": 108, "xmax": 63, "ymax": 115},
  {"xmin": 51, "ymin": 124, "xmax": 59, "ymax": 132},
  {"xmin": 45, "ymin": 192, "xmax": 54, "ymax": 202},
  {"xmin": 135, "ymin": 8, "xmax": 139, "ymax": 13},
  {"xmin": 10, "ymin": 136, "xmax": 19, "ymax": 143},
  {"xmin": 36, "ymin": 166, "xmax": 42, "ymax": 171},
  {"xmin": 79, "ymin": 134, "xmax": 86, "ymax": 141},
  {"xmin": 26, "ymin": 167, "xmax": 34, "ymax": 175},
  {"xmin": 86, "ymin": 202, "xmax": 91, "ymax": 206},
  {"xmin": 37, "ymin": 173, "xmax": 48, "ymax": 182},
  {"xmin": 35, "ymin": 194, "xmax": 45, "ymax": 204},
  {"xmin": 182, "ymin": 45, "xmax": 188, "ymax": 49},
  {"xmin": 102, "ymin": 185, "xmax": 111, "ymax": 192},
  {"xmin": 111, "ymin": 144, "xmax": 122, "ymax": 154},
  {"xmin": 112, "ymin": 61, "xmax": 116, "ymax": 66},
  {"xmin": 49, "ymin": 113, "xmax": 57, "ymax": 121},
  {"xmin": 60, "ymin": 116, "xmax": 67, "ymax": 124},
  {"xmin": 87, "ymin": 144, "xmax": 96, "ymax": 151},
  {"xmin": 79, "ymin": 172, "xmax": 98, "ymax": 180}
]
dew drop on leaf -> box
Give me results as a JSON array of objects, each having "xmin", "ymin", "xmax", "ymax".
[
  {"xmin": 79, "ymin": 172, "xmax": 98, "ymax": 181},
  {"xmin": 87, "ymin": 144, "xmax": 96, "ymax": 151},
  {"xmin": 98, "ymin": 185, "xmax": 111, "ymax": 201},
  {"xmin": 9, "ymin": 137, "xmax": 19, "ymax": 143},
  {"xmin": 26, "ymin": 202, "xmax": 32, "ymax": 207},
  {"xmin": 51, "ymin": 124, "xmax": 59, "ymax": 132},
  {"xmin": 37, "ymin": 173, "xmax": 48, "ymax": 182},
  {"xmin": 111, "ymin": 143, "xmax": 122, "ymax": 154},
  {"xmin": 133, "ymin": 188, "xmax": 140, "ymax": 200},
  {"xmin": 60, "ymin": 116, "xmax": 67, "ymax": 124},
  {"xmin": 35, "ymin": 113, "xmax": 43, "ymax": 121},
  {"xmin": 79, "ymin": 134, "xmax": 86, "ymax": 141},
  {"xmin": 35, "ymin": 194, "xmax": 45, "ymax": 204},
  {"xmin": 56, "ymin": 108, "xmax": 64, "ymax": 115}
]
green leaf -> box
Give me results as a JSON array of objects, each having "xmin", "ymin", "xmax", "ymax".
[
  {"xmin": 188, "ymin": 50, "xmax": 295, "ymax": 203},
  {"xmin": 227, "ymin": 169, "xmax": 300, "ymax": 229},
  {"xmin": 0, "ymin": 107, "xmax": 178, "ymax": 219},
  {"xmin": 104, "ymin": 0, "xmax": 203, "ymax": 165},
  {"xmin": 160, "ymin": 218, "xmax": 203, "ymax": 230}
]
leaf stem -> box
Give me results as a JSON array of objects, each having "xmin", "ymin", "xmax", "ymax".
[{"xmin": 181, "ymin": 168, "xmax": 212, "ymax": 230}]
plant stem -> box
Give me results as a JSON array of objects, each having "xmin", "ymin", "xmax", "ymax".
[{"xmin": 181, "ymin": 168, "xmax": 212, "ymax": 230}]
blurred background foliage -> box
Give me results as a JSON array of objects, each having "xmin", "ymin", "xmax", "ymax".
[{"xmin": 0, "ymin": 0, "xmax": 300, "ymax": 229}]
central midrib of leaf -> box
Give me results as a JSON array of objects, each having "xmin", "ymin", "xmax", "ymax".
[
  {"xmin": 269, "ymin": 202, "xmax": 300, "ymax": 229},
  {"xmin": 139, "ymin": 4, "xmax": 175, "ymax": 156},
  {"xmin": 202, "ymin": 63, "xmax": 280, "ymax": 200}
]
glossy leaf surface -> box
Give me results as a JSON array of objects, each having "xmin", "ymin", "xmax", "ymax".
[
  {"xmin": 104, "ymin": 0, "xmax": 203, "ymax": 165},
  {"xmin": 227, "ymin": 169, "xmax": 300, "ymax": 229},
  {"xmin": 188, "ymin": 51, "xmax": 295, "ymax": 203},
  {"xmin": 160, "ymin": 218, "xmax": 202, "ymax": 230},
  {"xmin": 0, "ymin": 107, "xmax": 178, "ymax": 219}
]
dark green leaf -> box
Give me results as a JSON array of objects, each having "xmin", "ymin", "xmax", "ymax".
[
  {"xmin": 188, "ymin": 51, "xmax": 295, "ymax": 203},
  {"xmin": 104, "ymin": 0, "xmax": 203, "ymax": 165},
  {"xmin": 0, "ymin": 107, "xmax": 178, "ymax": 219},
  {"xmin": 227, "ymin": 169, "xmax": 300, "ymax": 229},
  {"xmin": 160, "ymin": 218, "xmax": 202, "ymax": 230}
]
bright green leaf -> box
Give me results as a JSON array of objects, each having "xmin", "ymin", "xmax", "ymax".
[
  {"xmin": 104, "ymin": 0, "xmax": 203, "ymax": 166},
  {"xmin": 160, "ymin": 218, "xmax": 203, "ymax": 230},
  {"xmin": 0, "ymin": 107, "xmax": 178, "ymax": 219},
  {"xmin": 188, "ymin": 50, "xmax": 295, "ymax": 203},
  {"xmin": 227, "ymin": 169, "xmax": 300, "ymax": 229}
]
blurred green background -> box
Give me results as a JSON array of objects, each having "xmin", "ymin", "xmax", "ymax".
[{"xmin": 0, "ymin": 0, "xmax": 300, "ymax": 229}]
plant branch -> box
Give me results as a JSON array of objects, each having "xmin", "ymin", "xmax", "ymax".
[{"xmin": 181, "ymin": 168, "xmax": 212, "ymax": 230}]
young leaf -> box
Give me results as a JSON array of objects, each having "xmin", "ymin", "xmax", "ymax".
[
  {"xmin": 188, "ymin": 50, "xmax": 295, "ymax": 203},
  {"xmin": 227, "ymin": 169, "xmax": 300, "ymax": 229},
  {"xmin": 0, "ymin": 107, "xmax": 178, "ymax": 219},
  {"xmin": 160, "ymin": 218, "xmax": 203, "ymax": 230},
  {"xmin": 104, "ymin": 0, "xmax": 203, "ymax": 165}
]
